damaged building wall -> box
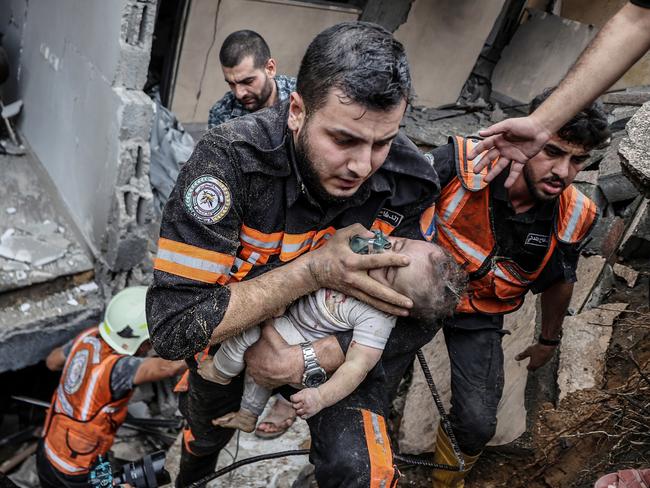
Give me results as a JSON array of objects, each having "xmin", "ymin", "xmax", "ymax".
[
  {"xmin": 0, "ymin": 0, "xmax": 156, "ymax": 268},
  {"xmin": 393, "ymin": 0, "xmax": 507, "ymax": 107},
  {"xmin": 170, "ymin": 0, "xmax": 360, "ymax": 123}
]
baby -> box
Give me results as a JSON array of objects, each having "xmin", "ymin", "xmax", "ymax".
[{"xmin": 198, "ymin": 236, "xmax": 466, "ymax": 431}]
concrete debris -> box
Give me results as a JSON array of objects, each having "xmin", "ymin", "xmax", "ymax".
[
  {"xmin": 19, "ymin": 304, "xmax": 30, "ymax": 313},
  {"xmin": 402, "ymin": 107, "xmax": 486, "ymax": 147},
  {"xmin": 619, "ymin": 101, "xmax": 650, "ymax": 197},
  {"xmin": 489, "ymin": 103, "xmax": 507, "ymax": 124},
  {"xmin": 586, "ymin": 215, "xmax": 626, "ymax": 259},
  {"xmin": 399, "ymin": 294, "xmax": 537, "ymax": 454},
  {"xmin": 619, "ymin": 198, "xmax": 650, "ymax": 259},
  {"xmin": 598, "ymin": 135, "xmax": 640, "ymax": 204},
  {"xmin": 557, "ymin": 303, "xmax": 627, "ymax": 400},
  {"xmin": 608, "ymin": 105, "xmax": 639, "ymax": 132},
  {"xmin": 612, "ymin": 263, "xmax": 639, "ymax": 288},
  {"xmin": 0, "ymin": 224, "xmax": 72, "ymax": 267},
  {"xmin": 568, "ymin": 255, "xmax": 608, "ymax": 315},
  {"xmin": 5, "ymin": 208, "xmax": 16, "ymax": 215},
  {"xmin": 491, "ymin": 10, "xmax": 596, "ymax": 104},
  {"xmin": 601, "ymin": 86, "xmax": 650, "ymax": 106}
]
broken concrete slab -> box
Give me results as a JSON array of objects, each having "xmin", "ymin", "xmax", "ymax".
[
  {"xmin": 402, "ymin": 108, "xmax": 485, "ymax": 147},
  {"xmin": 557, "ymin": 303, "xmax": 627, "ymax": 400},
  {"xmin": 613, "ymin": 263, "xmax": 639, "ymax": 288},
  {"xmin": 568, "ymin": 255, "xmax": 608, "ymax": 315},
  {"xmin": 491, "ymin": 10, "xmax": 596, "ymax": 104},
  {"xmin": 619, "ymin": 101, "xmax": 650, "ymax": 197},
  {"xmin": 0, "ymin": 152, "xmax": 94, "ymax": 293},
  {"xmin": 601, "ymin": 86, "xmax": 650, "ymax": 106},
  {"xmin": 398, "ymin": 293, "xmax": 538, "ymax": 454},
  {"xmin": 598, "ymin": 136, "xmax": 640, "ymax": 204},
  {"xmin": 619, "ymin": 198, "xmax": 650, "ymax": 259},
  {"xmin": 608, "ymin": 105, "xmax": 639, "ymax": 132},
  {"xmin": 585, "ymin": 215, "xmax": 626, "ymax": 260},
  {"xmin": 0, "ymin": 283, "xmax": 103, "ymax": 372}
]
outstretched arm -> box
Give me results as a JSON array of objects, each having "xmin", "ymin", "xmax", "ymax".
[
  {"xmin": 290, "ymin": 341, "xmax": 382, "ymax": 419},
  {"xmin": 471, "ymin": 2, "xmax": 650, "ymax": 186}
]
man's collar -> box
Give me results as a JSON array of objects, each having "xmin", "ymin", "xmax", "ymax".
[{"xmin": 490, "ymin": 169, "xmax": 555, "ymax": 220}]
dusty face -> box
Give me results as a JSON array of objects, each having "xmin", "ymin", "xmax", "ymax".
[
  {"xmin": 519, "ymin": 135, "xmax": 591, "ymax": 202},
  {"xmin": 288, "ymin": 89, "xmax": 406, "ymax": 202},
  {"xmin": 222, "ymin": 55, "xmax": 276, "ymax": 111},
  {"xmin": 368, "ymin": 237, "xmax": 440, "ymax": 297}
]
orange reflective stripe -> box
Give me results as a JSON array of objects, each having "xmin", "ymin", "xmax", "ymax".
[
  {"xmin": 420, "ymin": 205, "xmax": 436, "ymax": 241},
  {"xmin": 174, "ymin": 370, "xmax": 189, "ymax": 393},
  {"xmin": 371, "ymin": 219, "xmax": 395, "ymax": 236},
  {"xmin": 280, "ymin": 231, "xmax": 315, "ymax": 261},
  {"xmin": 154, "ymin": 258, "xmax": 230, "ymax": 284},
  {"xmin": 361, "ymin": 410, "xmax": 396, "ymax": 488},
  {"xmin": 312, "ymin": 227, "xmax": 336, "ymax": 250},
  {"xmin": 183, "ymin": 428, "xmax": 197, "ymax": 454},
  {"xmin": 456, "ymin": 136, "xmax": 491, "ymax": 191},
  {"xmin": 155, "ymin": 238, "xmax": 235, "ymax": 284},
  {"xmin": 240, "ymin": 224, "xmax": 283, "ymax": 252}
]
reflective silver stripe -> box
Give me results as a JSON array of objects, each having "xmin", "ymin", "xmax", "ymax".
[
  {"xmin": 561, "ymin": 192, "xmax": 585, "ymax": 242},
  {"xmin": 57, "ymin": 385, "xmax": 74, "ymax": 417},
  {"xmin": 494, "ymin": 266, "xmax": 509, "ymax": 281},
  {"xmin": 436, "ymin": 217, "xmax": 488, "ymax": 263},
  {"xmin": 473, "ymin": 172, "xmax": 483, "ymax": 190},
  {"xmin": 443, "ymin": 187, "xmax": 467, "ymax": 221},
  {"xmin": 247, "ymin": 251, "xmax": 261, "ymax": 265},
  {"xmin": 44, "ymin": 441, "xmax": 84, "ymax": 473},
  {"xmin": 281, "ymin": 237, "xmax": 313, "ymax": 254},
  {"xmin": 239, "ymin": 232, "xmax": 281, "ymax": 250},
  {"xmin": 470, "ymin": 153, "xmax": 484, "ymax": 190},
  {"xmin": 156, "ymin": 249, "xmax": 231, "ymax": 276},
  {"xmin": 82, "ymin": 336, "xmax": 102, "ymax": 364},
  {"xmin": 370, "ymin": 412, "xmax": 384, "ymax": 446},
  {"xmin": 80, "ymin": 364, "xmax": 104, "ymax": 421}
]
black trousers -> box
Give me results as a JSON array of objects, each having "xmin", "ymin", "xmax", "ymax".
[
  {"xmin": 443, "ymin": 314, "xmax": 507, "ymax": 456},
  {"xmin": 36, "ymin": 441, "xmax": 90, "ymax": 488},
  {"xmin": 176, "ymin": 318, "xmax": 439, "ymax": 487}
]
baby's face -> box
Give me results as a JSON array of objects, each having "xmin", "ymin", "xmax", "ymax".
[{"xmin": 367, "ymin": 237, "xmax": 440, "ymax": 296}]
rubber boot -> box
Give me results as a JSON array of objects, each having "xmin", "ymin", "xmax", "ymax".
[{"xmin": 431, "ymin": 425, "xmax": 480, "ymax": 488}]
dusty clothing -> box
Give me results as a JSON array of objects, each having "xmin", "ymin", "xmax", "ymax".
[
  {"xmin": 213, "ymin": 288, "xmax": 396, "ymax": 414},
  {"xmin": 207, "ymin": 75, "xmax": 296, "ymax": 128},
  {"xmin": 631, "ymin": 0, "xmax": 650, "ymax": 8},
  {"xmin": 149, "ymin": 99, "xmax": 440, "ymax": 487},
  {"xmin": 38, "ymin": 328, "xmax": 140, "ymax": 487}
]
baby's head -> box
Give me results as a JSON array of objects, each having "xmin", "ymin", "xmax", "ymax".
[{"xmin": 368, "ymin": 237, "xmax": 467, "ymax": 320}]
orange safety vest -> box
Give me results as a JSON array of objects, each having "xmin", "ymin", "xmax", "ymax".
[
  {"xmin": 420, "ymin": 136, "xmax": 597, "ymax": 315},
  {"xmin": 42, "ymin": 327, "xmax": 133, "ymax": 476}
]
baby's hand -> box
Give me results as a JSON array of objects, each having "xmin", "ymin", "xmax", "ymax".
[{"xmin": 290, "ymin": 388, "xmax": 324, "ymax": 419}]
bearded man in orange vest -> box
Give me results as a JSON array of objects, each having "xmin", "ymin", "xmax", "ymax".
[
  {"xmin": 418, "ymin": 89, "xmax": 610, "ymax": 487},
  {"xmin": 36, "ymin": 286, "xmax": 187, "ymax": 488}
]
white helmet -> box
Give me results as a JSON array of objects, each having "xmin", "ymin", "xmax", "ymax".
[{"xmin": 99, "ymin": 286, "xmax": 150, "ymax": 355}]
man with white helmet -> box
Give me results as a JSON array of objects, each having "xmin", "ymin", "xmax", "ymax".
[{"xmin": 36, "ymin": 286, "xmax": 187, "ymax": 488}]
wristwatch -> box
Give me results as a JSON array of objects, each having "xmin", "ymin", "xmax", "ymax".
[{"xmin": 300, "ymin": 341, "xmax": 327, "ymax": 388}]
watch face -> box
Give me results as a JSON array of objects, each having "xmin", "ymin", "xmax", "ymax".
[{"xmin": 304, "ymin": 369, "xmax": 327, "ymax": 388}]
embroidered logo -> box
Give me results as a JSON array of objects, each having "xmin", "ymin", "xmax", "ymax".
[
  {"xmin": 64, "ymin": 349, "xmax": 89, "ymax": 395},
  {"xmin": 376, "ymin": 208, "xmax": 404, "ymax": 228},
  {"xmin": 525, "ymin": 233, "xmax": 550, "ymax": 247},
  {"xmin": 184, "ymin": 175, "xmax": 232, "ymax": 224}
]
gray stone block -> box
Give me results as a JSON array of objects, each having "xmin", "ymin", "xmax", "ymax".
[
  {"xmin": 114, "ymin": 0, "xmax": 156, "ymax": 89},
  {"xmin": 114, "ymin": 88, "xmax": 154, "ymax": 141},
  {"xmin": 619, "ymin": 198, "xmax": 650, "ymax": 259},
  {"xmin": 598, "ymin": 137, "xmax": 640, "ymax": 203},
  {"xmin": 601, "ymin": 86, "xmax": 650, "ymax": 105},
  {"xmin": 619, "ymin": 101, "xmax": 650, "ymax": 197}
]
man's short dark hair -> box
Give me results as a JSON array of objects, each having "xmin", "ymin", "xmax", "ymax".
[
  {"xmin": 530, "ymin": 88, "xmax": 611, "ymax": 150},
  {"xmin": 296, "ymin": 21, "xmax": 411, "ymax": 115},
  {"xmin": 219, "ymin": 30, "xmax": 271, "ymax": 69}
]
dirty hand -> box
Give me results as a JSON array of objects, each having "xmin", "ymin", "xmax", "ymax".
[
  {"xmin": 196, "ymin": 355, "xmax": 220, "ymax": 382},
  {"xmin": 245, "ymin": 324, "xmax": 301, "ymax": 389},
  {"xmin": 515, "ymin": 343, "xmax": 557, "ymax": 371},
  {"xmin": 306, "ymin": 223, "xmax": 412, "ymax": 316},
  {"xmin": 290, "ymin": 388, "xmax": 324, "ymax": 419},
  {"xmin": 469, "ymin": 115, "xmax": 552, "ymax": 188}
]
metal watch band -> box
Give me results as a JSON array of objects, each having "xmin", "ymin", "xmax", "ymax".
[{"xmin": 300, "ymin": 341, "xmax": 321, "ymax": 370}]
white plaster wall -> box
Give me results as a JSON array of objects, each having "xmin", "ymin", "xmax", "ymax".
[
  {"xmin": 1, "ymin": 0, "xmax": 127, "ymax": 253},
  {"xmin": 394, "ymin": 0, "xmax": 506, "ymax": 107}
]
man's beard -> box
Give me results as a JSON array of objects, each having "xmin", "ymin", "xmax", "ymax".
[
  {"xmin": 294, "ymin": 127, "xmax": 360, "ymax": 206},
  {"xmin": 523, "ymin": 165, "xmax": 565, "ymax": 202},
  {"xmin": 241, "ymin": 77, "xmax": 274, "ymax": 111}
]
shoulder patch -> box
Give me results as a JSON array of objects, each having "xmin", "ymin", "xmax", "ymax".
[
  {"xmin": 184, "ymin": 175, "xmax": 232, "ymax": 225},
  {"xmin": 64, "ymin": 349, "xmax": 89, "ymax": 395}
]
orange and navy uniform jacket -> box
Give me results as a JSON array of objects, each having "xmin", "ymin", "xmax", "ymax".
[
  {"xmin": 419, "ymin": 136, "xmax": 598, "ymax": 315},
  {"xmin": 147, "ymin": 100, "xmax": 441, "ymax": 363},
  {"xmin": 42, "ymin": 327, "xmax": 132, "ymax": 476}
]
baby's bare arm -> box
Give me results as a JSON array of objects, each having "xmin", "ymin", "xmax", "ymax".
[{"xmin": 291, "ymin": 341, "xmax": 383, "ymax": 418}]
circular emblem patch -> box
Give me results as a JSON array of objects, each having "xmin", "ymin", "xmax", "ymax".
[
  {"xmin": 64, "ymin": 349, "xmax": 89, "ymax": 395},
  {"xmin": 184, "ymin": 175, "xmax": 232, "ymax": 224}
]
